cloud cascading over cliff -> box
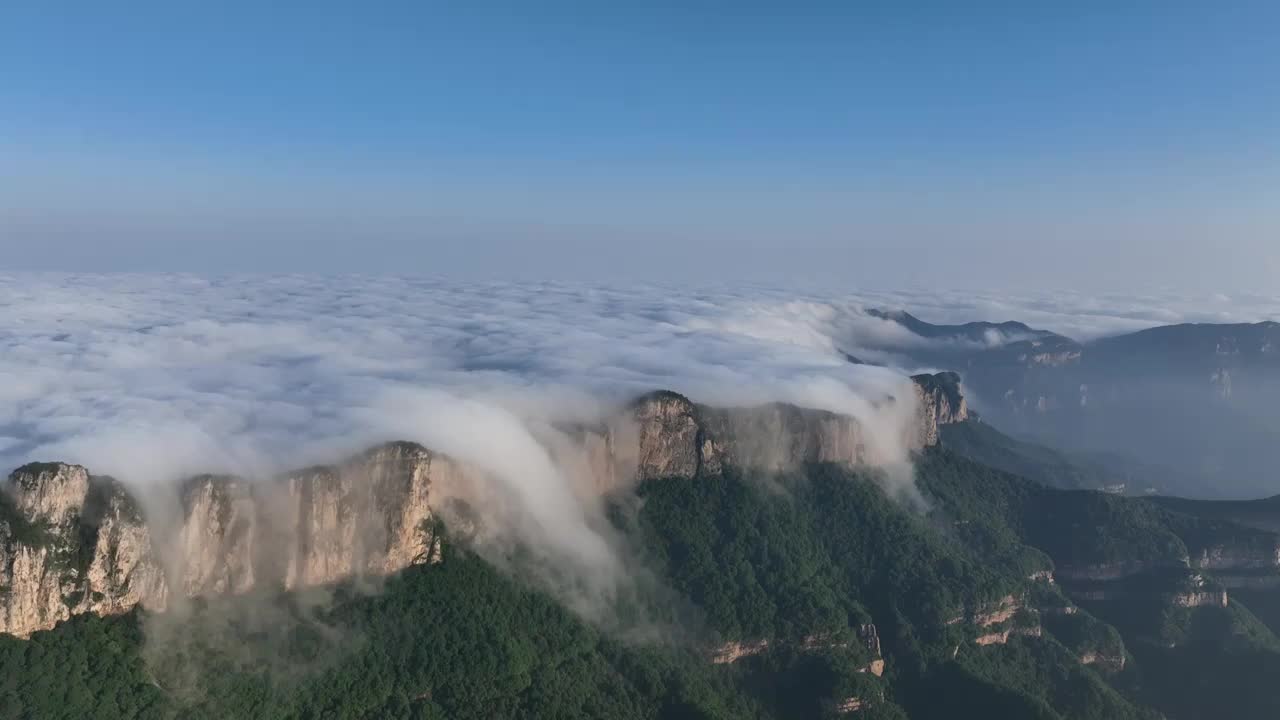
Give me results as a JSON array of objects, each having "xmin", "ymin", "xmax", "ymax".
[{"xmin": 0, "ymin": 380, "xmax": 968, "ymax": 637}]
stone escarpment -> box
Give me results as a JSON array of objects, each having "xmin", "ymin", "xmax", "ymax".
[
  {"xmin": 1, "ymin": 378, "xmax": 964, "ymax": 638},
  {"xmin": 628, "ymin": 372, "xmax": 966, "ymax": 480},
  {"xmin": 0, "ymin": 444, "xmax": 447, "ymax": 638},
  {"xmin": 0, "ymin": 465, "xmax": 168, "ymax": 638},
  {"xmin": 943, "ymin": 593, "xmax": 1044, "ymax": 647},
  {"xmin": 1192, "ymin": 542, "xmax": 1280, "ymax": 571},
  {"xmin": 1169, "ymin": 574, "xmax": 1228, "ymax": 608},
  {"xmin": 710, "ymin": 625, "xmax": 886, "ymax": 676},
  {"xmin": 1079, "ymin": 651, "xmax": 1126, "ymax": 673},
  {"xmin": 909, "ymin": 371, "xmax": 968, "ymax": 446}
]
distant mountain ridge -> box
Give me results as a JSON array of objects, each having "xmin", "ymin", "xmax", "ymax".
[{"xmin": 863, "ymin": 310, "xmax": 1280, "ymax": 497}]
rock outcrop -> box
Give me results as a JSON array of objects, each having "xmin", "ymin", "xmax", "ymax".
[
  {"xmin": 1079, "ymin": 651, "xmax": 1126, "ymax": 672},
  {"xmin": 0, "ymin": 465, "xmax": 168, "ymax": 637},
  {"xmin": 709, "ymin": 624, "xmax": 887, "ymax": 675},
  {"xmin": 710, "ymin": 639, "xmax": 771, "ymax": 664},
  {"xmin": 625, "ymin": 374, "xmax": 964, "ymax": 480},
  {"xmin": 960, "ymin": 595, "xmax": 1044, "ymax": 646},
  {"xmin": 910, "ymin": 372, "xmax": 968, "ymax": 446},
  {"xmin": 854, "ymin": 624, "xmax": 885, "ymax": 676},
  {"xmin": 630, "ymin": 391, "xmax": 722, "ymax": 480},
  {"xmin": 834, "ymin": 696, "xmax": 865, "ymax": 714},
  {"xmin": 973, "ymin": 594, "xmax": 1021, "ymax": 627},
  {"xmin": 280, "ymin": 442, "xmax": 444, "ymax": 589},
  {"xmin": 1190, "ymin": 541, "xmax": 1280, "ymax": 572},
  {"xmin": 1170, "ymin": 575, "xmax": 1228, "ymax": 608},
  {"xmin": 0, "ymin": 445, "xmax": 446, "ymax": 638}
]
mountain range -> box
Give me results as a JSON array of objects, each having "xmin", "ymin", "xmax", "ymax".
[
  {"xmin": 2, "ymin": 317, "xmax": 1280, "ymax": 719},
  {"xmin": 860, "ymin": 311, "xmax": 1280, "ymax": 498}
]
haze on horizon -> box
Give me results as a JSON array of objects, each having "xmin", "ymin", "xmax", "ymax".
[{"xmin": 1, "ymin": 2, "xmax": 1277, "ymax": 290}]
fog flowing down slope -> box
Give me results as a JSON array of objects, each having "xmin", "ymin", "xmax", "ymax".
[
  {"xmin": 0, "ymin": 379, "xmax": 967, "ymax": 637},
  {"xmin": 1, "ymin": 275, "xmax": 941, "ymax": 479},
  {"xmin": 0, "ymin": 273, "xmax": 977, "ymax": 638}
]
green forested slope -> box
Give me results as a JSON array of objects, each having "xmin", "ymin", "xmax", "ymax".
[{"xmin": 6, "ymin": 440, "xmax": 1280, "ymax": 719}]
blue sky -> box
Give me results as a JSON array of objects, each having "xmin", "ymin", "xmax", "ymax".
[{"xmin": 1, "ymin": 2, "xmax": 1277, "ymax": 288}]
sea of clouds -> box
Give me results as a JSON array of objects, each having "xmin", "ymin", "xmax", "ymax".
[
  {"xmin": 3, "ymin": 273, "xmax": 1277, "ymax": 633},
  {"xmin": 3, "ymin": 273, "xmax": 1279, "ymax": 482}
]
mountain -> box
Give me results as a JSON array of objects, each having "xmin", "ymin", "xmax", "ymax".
[
  {"xmin": 865, "ymin": 312, "xmax": 1280, "ymax": 498},
  {"xmin": 865, "ymin": 309, "xmax": 1066, "ymax": 347},
  {"xmin": 5, "ymin": 376, "xmax": 1280, "ymax": 718},
  {"xmin": 0, "ymin": 375, "xmax": 963, "ymax": 639}
]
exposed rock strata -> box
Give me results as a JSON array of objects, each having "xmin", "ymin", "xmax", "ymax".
[
  {"xmin": 1079, "ymin": 651, "xmax": 1126, "ymax": 672},
  {"xmin": 710, "ymin": 639, "xmax": 772, "ymax": 664}
]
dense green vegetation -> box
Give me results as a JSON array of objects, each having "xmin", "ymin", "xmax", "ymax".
[
  {"xmin": 916, "ymin": 449, "xmax": 1188, "ymax": 571},
  {"xmin": 632, "ymin": 463, "xmax": 1154, "ymax": 719},
  {"xmin": 8, "ymin": 429, "xmax": 1280, "ymax": 719},
  {"xmin": 1117, "ymin": 603, "xmax": 1280, "ymax": 720},
  {"xmin": 939, "ymin": 420, "xmax": 1118, "ymax": 492},
  {"xmin": 914, "ymin": 446, "xmax": 1280, "ymax": 720},
  {"xmin": 2, "ymin": 456, "xmax": 1153, "ymax": 720},
  {"xmin": 1, "ymin": 548, "xmax": 765, "ymax": 720}
]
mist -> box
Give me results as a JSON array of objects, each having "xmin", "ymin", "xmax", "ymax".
[{"xmin": 0, "ymin": 274, "xmax": 937, "ymax": 667}]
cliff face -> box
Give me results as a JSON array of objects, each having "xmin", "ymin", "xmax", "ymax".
[
  {"xmin": 1190, "ymin": 541, "xmax": 1280, "ymax": 572},
  {"xmin": 631, "ymin": 391, "xmax": 719, "ymax": 480},
  {"xmin": 627, "ymin": 373, "xmax": 965, "ymax": 480},
  {"xmin": 0, "ymin": 465, "xmax": 168, "ymax": 637},
  {"xmin": 910, "ymin": 372, "xmax": 969, "ymax": 446},
  {"xmin": 281, "ymin": 442, "xmax": 443, "ymax": 589},
  {"xmin": 0, "ymin": 445, "xmax": 446, "ymax": 638},
  {"xmin": 1, "ymin": 380, "xmax": 963, "ymax": 637}
]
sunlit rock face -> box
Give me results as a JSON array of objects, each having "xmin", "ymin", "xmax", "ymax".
[
  {"xmin": 910, "ymin": 372, "xmax": 968, "ymax": 446},
  {"xmin": 280, "ymin": 442, "xmax": 444, "ymax": 590},
  {"xmin": 180, "ymin": 475, "xmax": 259, "ymax": 596},
  {"xmin": 0, "ymin": 380, "xmax": 964, "ymax": 637},
  {"xmin": 630, "ymin": 391, "xmax": 716, "ymax": 480},
  {"xmin": 0, "ymin": 465, "xmax": 167, "ymax": 637},
  {"xmin": 0, "ymin": 446, "xmax": 446, "ymax": 638},
  {"xmin": 622, "ymin": 373, "xmax": 963, "ymax": 481}
]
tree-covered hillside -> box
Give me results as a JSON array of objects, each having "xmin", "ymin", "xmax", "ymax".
[
  {"xmin": 6, "ymin": 437, "xmax": 1280, "ymax": 719},
  {"xmin": 0, "ymin": 547, "xmax": 765, "ymax": 720}
]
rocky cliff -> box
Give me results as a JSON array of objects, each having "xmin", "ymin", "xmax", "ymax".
[
  {"xmin": 0, "ymin": 446, "xmax": 447, "ymax": 638},
  {"xmin": 1, "ymin": 379, "xmax": 963, "ymax": 637},
  {"xmin": 627, "ymin": 372, "xmax": 966, "ymax": 480},
  {"xmin": 0, "ymin": 465, "xmax": 169, "ymax": 637},
  {"xmin": 910, "ymin": 371, "xmax": 968, "ymax": 446}
]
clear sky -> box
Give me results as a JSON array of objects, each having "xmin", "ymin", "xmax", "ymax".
[{"xmin": 1, "ymin": 1, "xmax": 1277, "ymax": 289}]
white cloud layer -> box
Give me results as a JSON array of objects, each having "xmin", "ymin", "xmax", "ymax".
[
  {"xmin": 2, "ymin": 273, "xmax": 1275, "ymax": 621},
  {"xmin": 3, "ymin": 274, "xmax": 1277, "ymax": 481}
]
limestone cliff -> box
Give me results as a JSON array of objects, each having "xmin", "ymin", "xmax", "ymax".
[
  {"xmin": 180, "ymin": 475, "xmax": 258, "ymax": 595},
  {"xmin": 281, "ymin": 441, "xmax": 444, "ymax": 589},
  {"xmin": 0, "ymin": 445, "xmax": 445, "ymax": 638},
  {"xmin": 630, "ymin": 391, "xmax": 721, "ymax": 480},
  {"xmin": 910, "ymin": 371, "xmax": 969, "ymax": 446},
  {"xmin": 1190, "ymin": 539, "xmax": 1280, "ymax": 572},
  {"xmin": 625, "ymin": 373, "xmax": 965, "ymax": 480},
  {"xmin": 0, "ymin": 465, "xmax": 167, "ymax": 637},
  {"xmin": 1, "ymin": 380, "xmax": 966, "ymax": 637}
]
